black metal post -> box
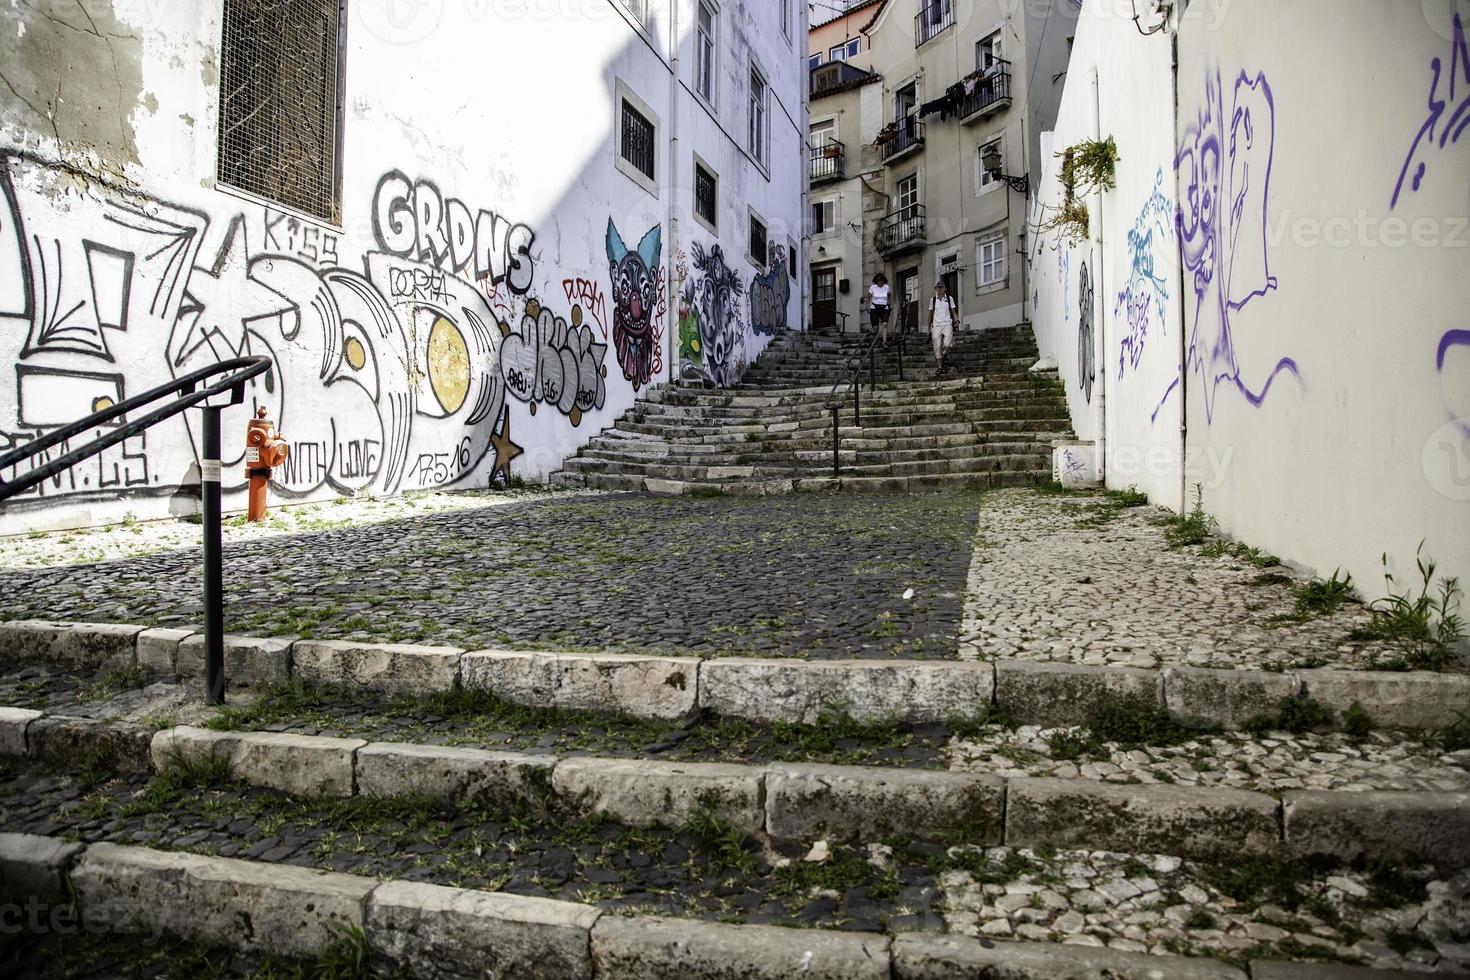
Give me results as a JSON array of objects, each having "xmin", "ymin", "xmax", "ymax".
[
  {"xmin": 899, "ymin": 323, "xmax": 906, "ymax": 381},
  {"xmin": 869, "ymin": 343, "xmax": 876, "ymax": 392},
  {"xmin": 852, "ymin": 378, "xmax": 860, "ymax": 426},
  {"xmin": 201, "ymin": 406, "xmax": 225, "ymax": 706},
  {"xmin": 831, "ymin": 405, "xmax": 840, "ymax": 477}
]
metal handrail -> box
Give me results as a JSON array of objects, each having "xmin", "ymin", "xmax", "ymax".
[{"xmin": 0, "ymin": 355, "xmax": 274, "ymax": 706}]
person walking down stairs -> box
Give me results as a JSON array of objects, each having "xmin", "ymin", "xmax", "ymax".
[
  {"xmin": 929, "ymin": 279, "xmax": 958, "ymax": 375},
  {"xmin": 865, "ymin": 273, "xmax": 892, "ymax": 347}
]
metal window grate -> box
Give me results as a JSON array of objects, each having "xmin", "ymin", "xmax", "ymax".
[
  {"xmin": 695, "ymin": 164, "xmax": 717, "ymax": 226},
  {"xmin": 749, "ymin": 216, "xmax": 767, "ymax": 266},
  {"xmin": 217, "ymin": 0, "xmax": 343, "ymax": 223},
  {"xmin": 621, "ymin": 99, "xmax": 656, "ymax": 180}
]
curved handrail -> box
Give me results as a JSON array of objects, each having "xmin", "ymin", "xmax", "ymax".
[{"xmin": 0, "ymin": 356, "xmax": 273, "ymax": 503}]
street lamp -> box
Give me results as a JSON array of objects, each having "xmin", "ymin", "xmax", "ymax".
[{"xmin": 981, "ymin": 144, "xmax": 1029, "ymax": 194}]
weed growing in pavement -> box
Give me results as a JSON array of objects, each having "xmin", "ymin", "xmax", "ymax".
[
  {"xmin": 683, "ymin": 804, "xmax": 757, "ymax": 875},
  {"xmin": 1044, "ymin": 695, "xmax": 1201, "ymax": 761},
  {"xmin": 1196, "ymin": 854, "xmax": 1327, "ymax": 912},
  {"xmin": 1108, "ymin": 486, "xmax": 1149, "ymax": 508},
  {"xmin": 77, "ymin": 665, "xmax": 149, "ymax": 703},
  {"xmin": 1431, "ymin": 709, "xmax": 1470, "ymax": 752},
  {"xmin": 1354, "ymin": 545, "xmax": 1465, "ymax": 671},
  {"xmin": 1341, "ymin": 701, "xmax": 1375, "ymax": 739},
  {"xmin": 1242, "ymin": 696, "xmax": 1336, "ymax": 736},
  {"xmin": 1164, "ymin": 486, "xmax": 1215, "ymax": 548},
  {"xmin": 1249, "ymin": 572, "xmax": 1294, "ymax": 588},
  {"xmin": 123, "ymin": 749, "xmax": 239, "ymax": 816},
  {"xmin": 1293, "ymin": 569, "xmax": 1356, "ymax": 619}
]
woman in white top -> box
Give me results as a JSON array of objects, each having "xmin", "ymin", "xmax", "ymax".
[
  {"xmin": 928, "ymin": 279, "xmax": 957, "ymax": 375},
  {"xmin": 864, "ymin": 273, "xmax": 892, "ymax": 347}
]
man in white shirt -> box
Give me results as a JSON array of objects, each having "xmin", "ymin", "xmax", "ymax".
[{"xmin": 928, "ymin": 279, "xmax": 957, "ymax": 375}]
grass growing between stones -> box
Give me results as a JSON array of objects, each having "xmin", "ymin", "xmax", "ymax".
[
  {"xmin": 199, "ymin": 680, "xmax": 968, "ymax": 769},
  {"xmin": 1351, "ymin": 547, "xmax": 1466, "ymax": 672},
  {"xmin": 1042, "ymin": 696, "xmax": 1202, "ymax": 762}
]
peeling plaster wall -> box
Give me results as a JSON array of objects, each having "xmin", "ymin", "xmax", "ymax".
[
  {"xmin": 0, "ymin": 0, "xmax": 807, "ymax": 532},
  {"xmin": 1029, "ymin": 0, "xmax": 1470, "ymax": 596}
]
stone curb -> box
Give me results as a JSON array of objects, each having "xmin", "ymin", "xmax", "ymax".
[
  {"xmin": 152, "ymin": 726, "xmax": 363, "ymax": 797},
  {"xmin": 765, "ymin": 763, "xmax": 1004, "ymax": 843},
  {"xmin": 1282, "ymin": 789, "xmax": 1470, "ymax": 866},
  {"xmin": 0, "ymin": 832, "xmax": 1462, "ymax": 979},
  {"xmin": 3, "ymin": 620, "xmax": 1466, "ymax": 732}
]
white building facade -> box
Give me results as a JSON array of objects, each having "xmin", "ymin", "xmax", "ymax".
[
  {"xmin": 0, "ymin": 0, "xmax": 807, "ymax": 532},
  {"xmin": 1029, "ymin": 0, "xmax": 1470, "ymax": 594}
]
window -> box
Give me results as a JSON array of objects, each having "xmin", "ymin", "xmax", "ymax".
[
  {"xmin": 217, "ymin": 0, "xmax": 344, "ymax": 222},
  {"xmin": 895, "ymin": 81, "xmax": 917, "ymax": 123},
  {"xmin": 977, "ymin": 232, "xmax": 1007, "ymax": 288},
  {"xmin": 696, "ymin": 2, "xmax": 716, "ymax": 104},
  {"xmin": 829, "ymin": 38, "xmax": 860, "ymax": 61},
  {"xmin": 787, "ymin": 240, "xmax": 797, "ymax": 280},
  {"xmin": 621, "ymin": 0, "xmax": 648, "ymax": 26},
  {"xmin": 809, "ymin": 53, "xmax": 822, "ymax": 70},
  {"xmin": 749, "ymin": 211, "xmax": 768, "ymax": 267},
  {"xmin": 896, "ymin": 173, "xmax": 920, "ymax": 213},
  {"xmin": 810, "ymin": 117, "xmax": 836, "ymax": 146},
  {"xmin": 694, "ymin": 160, "xmax": 718, "ymax": 231},
  {"xmin": 812, "ymin": 199, "xmax": 837, "ymax": 235},
  {"xmin": 781, "ymin": 0, "xmax": 791, "ymax": 39},
  {"xmin": 977, "ymin": 31, "xmax": 1003, "ymax": 71},
  {"xmin": 621, "ymin": 99, "xmax": 655, "ymax": 180},
  {"xmin": 749, "ymin": 66, "xmax": 769, "ymax": 166},
  {"xmin": 977, "ymin": 136, "xmax": 1003, "ymax": 194},
  {"xmin": 615, "ymin": 81, "xmax": 659, "ymax": 195}
]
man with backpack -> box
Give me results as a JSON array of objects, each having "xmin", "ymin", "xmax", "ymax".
[{"xmin": 928, "ymin": 279, "xmax": 958, "ymax": 375}]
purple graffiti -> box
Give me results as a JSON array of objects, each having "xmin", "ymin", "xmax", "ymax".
[
  {"xmin": 1115, "ymin": 167, "xmax": 1173, "ymax": 380},
  {"xmin": 1391, "ymin": 14, "xmax": 1469, "ymax": 210},
  {"xmin": 1158, "ymin": 68, "xmax": 1301, "ymax": 425},
  {"xmin": 1439, "ymin": 328, "xmax": 1470, "ymax": 438}
]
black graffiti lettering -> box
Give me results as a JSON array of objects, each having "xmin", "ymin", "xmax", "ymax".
[
  {"xmin": 278, "ymin": 440, "xmax": 330, "ymax": 487},
  {"xmin": 372, "ymin": 171, "xmax": 416, "ymax": 256},
  {"xmin": 413, "ymin": 179, "xmax": 451, "ymax": 267},
  {"xmin": 338, "ymin": 438, "xmax": 380, "ymax": 481}
]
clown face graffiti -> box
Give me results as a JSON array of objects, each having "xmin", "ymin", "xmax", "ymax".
[{"xmin": 606, "ymin": 220, "xmax": 662, "ymax": 390}]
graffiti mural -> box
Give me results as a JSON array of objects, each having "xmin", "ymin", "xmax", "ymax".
[
  {"xmin": 1114, "ymin": 168, "xmax": 1173, "ymax": 379},
  {"xmin": 679, "ymin": 242, "xmax": 745, "ymax": 387},
  {"xmin": 605, "ymin": 219, "xmax": 662, "ymax": 391},
  {"xmin": 1159, "ymin": 69, "xmax": 1301, "ymax": 426},
  {"xmin": 749, "ymin": 250, "xmax": 790, "ymax": 336},
  {"xmin": 499, "ymin": 298, "xmax": 608, "ymax": 427},
  {"xmin": 1078, "ymin": 260, "xmax": 1095, "ymax": 404},
  {"xmin": 1391, "ymin": 13, "xmax": 1469, "ymax": 210},
  {"xmin": 0, "ymin": 153, "xmax": 610, "ymax": 511},
  {"xmin": 1440, "ymin": 329, "xmax": 1470, "ymax": 437}
]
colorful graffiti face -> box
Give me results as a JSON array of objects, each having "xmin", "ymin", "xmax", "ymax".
[
  {"xmin": 682, "ymin": 242, "xmax": 744, "ymax": 387},
  {"xmin": 605, "ymin": 220, "xmax": 662, "ymax": 390}
]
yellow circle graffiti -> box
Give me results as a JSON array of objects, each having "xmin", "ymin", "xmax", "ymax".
[
  {"xmin": 344, "ymin": 337, "xmax": 367, "ymax": 371},
  {"xmin": 427, "ymin": 315, "xmax": 470, "ymax": 415},
  {"xmin": 91, "ymin": 396, "xmax": 115, "ymax": 413}
]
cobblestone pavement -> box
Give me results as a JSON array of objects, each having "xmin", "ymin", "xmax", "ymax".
[
  {"xmin": 0, "ymin": 487, "xmax": 596, "ymax": 570},
  {"xmin": 958, "ymin": 489, "xmax": 1449, "ymax": 671},
  {"xmin": 0, "ymin": 492, "xmax": 979, "ymax": 659},
  {"xmin": 2, "ymin": 760, "xmax": 1466, "ymax": 974},
  {"xmin": 948, "ymin": 726, "xmax": 1470, "ymax": 794}
]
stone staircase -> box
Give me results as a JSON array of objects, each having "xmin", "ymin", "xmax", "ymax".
[{"xmin": 553, "ymin": 325, "xmax": 1073, "ymax": 494}]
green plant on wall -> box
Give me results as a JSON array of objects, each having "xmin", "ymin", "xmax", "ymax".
[{"xmin": 1038, "ymin": 137, "xmax": 1119, "ymax": 246}]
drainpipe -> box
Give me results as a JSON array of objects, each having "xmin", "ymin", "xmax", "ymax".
[
  {"xmin": 1091, "ymin": 66, "xmax": 1106, "ymax": 486},
  {"xmin": 1170, "ymin": 24, "xmax": 1189, "ymax": 513},
  {"xmin": 666, "ymin": 1, "xmax": 682, "ymax": 386}
]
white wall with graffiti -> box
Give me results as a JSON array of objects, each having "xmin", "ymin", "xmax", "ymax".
[
  {"xmin": 1029, "ymin": 0, "xmax": 1469, "ymax": 596},
  {"xmin": 0, "ymin": 0, "xmax": 806, "ymax": 532}
]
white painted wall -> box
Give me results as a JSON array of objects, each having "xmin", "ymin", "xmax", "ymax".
[
  {"xmin": 0, "ymin": 0, "xmax": 806, "ymax": 532},
  {"xmin": 1030, "ymin": 0, "xmax": 1470, "ymax": 596}
]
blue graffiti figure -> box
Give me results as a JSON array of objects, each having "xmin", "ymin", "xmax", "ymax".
[
  {"xmin": 1157, "ymin": 69, "xmax": 1301, "ymax": 426},
  {"xmin": 749, "ymin": 251, "xmax": 790, "ymax": 336},
  {"xmin": 1391, "ymin": 13, "xmax": 1469, "ymax": 210},
  {"xmin": 1115, "ymin": 168, "xmax": 1173, "ymax": 379},
  {"xmin": 606, "ymin": 219, "xmax": 662, "ymax": 390}
]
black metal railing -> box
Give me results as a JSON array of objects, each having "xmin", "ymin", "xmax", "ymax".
[
  {"xmin": 809, "ymin": 139, "xmax": 845, "ymax": 183},
  {"xmin": 877, "ymin": 203, "xmax": 926, "ymax": 253},
  {"xmin": 958, "ymin": 66, "xmax": 1013, "ymax": 119},
  {"xmin": 881, "ymin": 114, "xmax": 924, "ymax": 159},
  {"xmin": 915, "ymin": 2, "xmax": 955, "ymax": 45},
  {"xmin": 826, "ymin": 306, "xmax": 911, "ymax": 478},
  {"xmin": 0, "ymin": 356, "xmax": 274, "ymax": 706}
]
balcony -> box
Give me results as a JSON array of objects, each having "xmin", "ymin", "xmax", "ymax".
[
  {"xmin": 959, "ymin": 66, "xmax": 1013, "ymax": 124},
  {"xmin": 809, "ymin": 139, "xmax": 844, "ymax": 184},
  {"xmin": 879, "ymin": 114, "xmax": 924, "ymax": 164},
  {"xmin": 915, "ymin": 3, "xmax": 955, "ymax": 46},
  {"xmin": 877, "ymin": 204, "xmax": 925, "ymax": 255}
]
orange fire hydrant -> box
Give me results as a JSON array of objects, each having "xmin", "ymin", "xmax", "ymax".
[{"xmin": 245, "ymin": 406, "xmax": 289, "ymax": 522}]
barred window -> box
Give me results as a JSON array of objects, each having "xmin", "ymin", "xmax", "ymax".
[
  {"xmin": 694, "ymin": 162, "xmax": 717, "ymax": 228},
  {"xmin": 217, "ymin": 0, "xmax": 344, "ymax": 223},
  {"xmin": 621, "ymin": 99, "xmax": 656, "ymax": 181},
  {"xmin": 749, "ymin": 213, "xmax": 767, "ymax": 267}
]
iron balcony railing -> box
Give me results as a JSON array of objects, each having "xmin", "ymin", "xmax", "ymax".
[
  {"xmin": 959, "ymin": 66, "xmax": 1013, "ymax": 120},
  {"xmin": 877, "ymin": 203, "xmax": 925, "ymax": 253},
  {"xmin": 809, "ymin": 139, "xmax": 845, "ymax": 183},
  {"xmin": 881, "ymin": 114, "xmax": 924, "ymax": 160},
  {"xmin": 915, "ymin": 2, "xmax": 955, "ymax": 46}
]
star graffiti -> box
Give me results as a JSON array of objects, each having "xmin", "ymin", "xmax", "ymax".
[{"xmin": 488, "ymin": 406, "xmax": 524, "ymax": 487}]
